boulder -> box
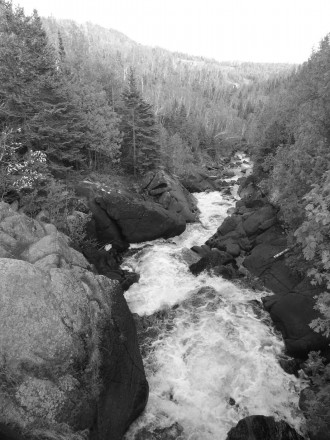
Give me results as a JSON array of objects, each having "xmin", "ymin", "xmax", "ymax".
[
  {"xmin": 263, "ymin": 293, "xmax": 330, "ymax": 358},
  {"xmin": 181, "ymin": 247, "xmax": 202, "ymax": 266},
  {"xmin": 78, "ymin": 182, "xmax": 187, "ymax": 245},
  {"xmin": 180, "ymin": 171, "xmax": 217, "ymax": 193},
  {"xmin": 243, "ymin": 244, "xmax": 301, "ymax": 294},
  {"xmin": 142, "ymin": 169, "xmax": 198, "ymax": 222},
  {"xmin": 190, "ymin": 249, "xmax": 233, "ymax": 275},
  {"xmin": 237, "ymin": 176, "xmax": 263, "ymax": 202},
  {"xmin": 212, "ymin": 263, "xmax": 239, "ymax": 280},
  {"xmin": 226, "ymin": 415, "xmax": 304, "ymax": 440},
  {"xmin": 242, "ymin": 205, "xmax": 276, "ymax": 236},
  {"xmin": 0, "ymin": 203, "xmax": 148, "ymax": 440},
  {"xmin": 191, "ymin": 244, "xmax": 211, "ymax": 257}
]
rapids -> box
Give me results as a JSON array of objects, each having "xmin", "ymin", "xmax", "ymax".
[{"xmin": 123, "ymin": 177, "xmax": 305, "ymax": 439}]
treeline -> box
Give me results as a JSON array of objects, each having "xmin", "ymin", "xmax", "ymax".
[
  {"xmin": 0, "ymin": 1, "xmax": 295, "ymax": 185},
  {"xmin": 42, "ymin": 17, "xmax": 294, "ymax": 173},
  {"xmin": 248, "ymin": 35, "xmax": 330, "ymax": 335}
]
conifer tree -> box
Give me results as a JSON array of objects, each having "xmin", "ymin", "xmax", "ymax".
[
  {"xmin": 120, "ymin": 67, "xmax": 160, "ymax": 175},
  {"xmin": 0, "ymin": 1, "xmax": 87, "ymax": 171}
]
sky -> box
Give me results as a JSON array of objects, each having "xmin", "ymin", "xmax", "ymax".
[{"xmin": 13, "ymin": 0, "xmax": 330, "ymax": 64}]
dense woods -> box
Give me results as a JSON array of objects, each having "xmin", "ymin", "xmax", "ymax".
[
  {"xmin": 0, "ymin": 0, "xmax": 329, "ymax": 334},
  {"xmin": 248, "ymin": 36, "xmax": 330, "ymax": 336}
]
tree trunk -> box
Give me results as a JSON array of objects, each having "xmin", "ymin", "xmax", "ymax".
[{"xmin": 132, "ymin": 110, "xmax": 136, "ymax": 177}]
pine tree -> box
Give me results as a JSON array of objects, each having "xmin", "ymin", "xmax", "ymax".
[
  {"xmin": 120, "ymin": 67, "xmax": 160, "ymax": 175},
  {"xmin": 0, "ymin": 1, "xmax": 87, "ymax": 171}
]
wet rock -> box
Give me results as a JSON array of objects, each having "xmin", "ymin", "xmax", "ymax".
[
  {"xmin": 189, "ymin": 249, "xmax": 233, "ymax": 275},
  {"xmin": 181, "ymin": 247, "xmax": 202, "ymax": 265},
  {"xmin": 121, "ymin": 270, "xmax": 140, "ymax": 291},
  {"xmin": 133, "ymin": 422, "xmax": 184, "ymax": 440},
  {"xmin": 82, "ymin": 246, "xmax": 139, "ymax": 290},
  {"xmin": 226, "ymin": 415, "xmax": 304, "ymax": 440},
  {"xmin": 191, "ymin": 244, "xmax": 211, "ymax": 257},
  {"xmin": 278, "ymin": 357, "xmax": 302, "ymax": 376},
  {"xmin": 212, "ymin": 263, "xmax": 239, "ymax": 280},
  {"xmin": 263, "ymin": 293, "xmax": 330, "ymax": 358}
]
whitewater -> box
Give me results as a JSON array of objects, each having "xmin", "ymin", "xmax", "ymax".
[{"xmin": 123, "ymin": 172, "xmax": 305, "ymax": 439}]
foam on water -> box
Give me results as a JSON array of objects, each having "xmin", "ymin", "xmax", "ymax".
[{"xmin": 123, "ymin": 184, "xmax": 305, "ymax": 439}]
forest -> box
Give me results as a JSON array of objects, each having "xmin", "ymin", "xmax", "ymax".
[{"xmin": 0, "ymin": 1, "xmax": 329, "ymax": 340}]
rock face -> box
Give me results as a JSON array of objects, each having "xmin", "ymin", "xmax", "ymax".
[
  {"xmin": 263, "ymin": 293, "xmax": 330, "ymax": 358},
  {"xmin": 141, "ymin": 169, "xmax": 199, "ymax": 222},
  {"xmin": 204, "ymin": 182, "xmax": 330, "ymax": 359},
  {"xmin": 226, "ymin": 416, "xmax": 304, "ymax": 440},
  {"xmin": 0, "ymin": 202, "xmax": 148, "ymax": 440},
  {"xmin": 77, "ymin": 181, "xmax": 187, "ymax": 249}
]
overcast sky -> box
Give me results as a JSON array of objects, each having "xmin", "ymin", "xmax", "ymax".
[{"xmin": 13, "ymin": 0, "xmax": 330, "ymax": 63}]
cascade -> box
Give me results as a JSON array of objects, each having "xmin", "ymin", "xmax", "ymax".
[{"xmin": 123, "ymin": 159, "xmax": 304, "ymax": 439}]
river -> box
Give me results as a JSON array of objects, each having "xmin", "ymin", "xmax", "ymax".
[{"xmin": 123, "ymin": 170, "xmax": 304, "ymax": 439}]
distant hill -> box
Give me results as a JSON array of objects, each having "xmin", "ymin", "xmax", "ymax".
[{"xmin": 42, "ymin": 17, "xmax": 295, "ymax": 160}]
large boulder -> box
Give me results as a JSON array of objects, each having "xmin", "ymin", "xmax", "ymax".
[
  {"xmin": 77, "ymin": 182, "xmax": 186, "ymax": 246},
  {"xmin": 180, "ymin": 171, "xmax": 218, "ymax": 192},
  {"xmin": 263, "ymin": 292, "xmax": 330, "ymax": 358},
  {"xmin": 142, "ymin": 169, "xmax": 198, "ymax": 222},
  {"xmin": 190, "ymin": 248, "xmax": 234, "ymax": 275},
  {"xmin": 0, "ymin": 202, "xmax": 148, "ymax": 440},
  {"xmin": 226, "ymin": 416, "xmax": 303, "ymax": 440},
  {"xmin": 243, "ymin": 244, "xmax": 301, "ymax": 295}
]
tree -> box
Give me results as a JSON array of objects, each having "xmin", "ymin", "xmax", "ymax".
[
  {"xmin": 69, "ymin": 76, "xmax": 122, "ymax": 169},
  {"xmin": 120, "ymin": 67, "xmax": 160, "ymax": 175},
  {"xmin": 0, "ymin": 1, "xmax": 88, "ymax": 171}
]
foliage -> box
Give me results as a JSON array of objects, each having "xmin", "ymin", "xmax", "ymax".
[
  {"xmin": 69, "ymin": 76, "xmax": 122, "ymax": 169},
  {"xmin": 119, "ymin": 68, "xmax": 160, "ymax": 175},
  {"xmin": 301, "ymin": 352, "xmax": 330, "ymax": 437},
  {"xmin": 249, "ymin": 34, "xmax": 330, "ymax": 337},
  {"xmin": 41, "ymin": 17, "xmax": 295, "ymax": 171},
  {"xmin": 0, "ymin": 1, "xmax": 123, "ymax": 174}
]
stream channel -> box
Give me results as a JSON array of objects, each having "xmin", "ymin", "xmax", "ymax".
[{"xmin": 123, "ymin": 162, "xmax": 305, "ymax": 439}]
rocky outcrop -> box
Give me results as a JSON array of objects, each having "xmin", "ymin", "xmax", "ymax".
[
  {"xmin": 201, "ymin": 183, "xmax": 330, "ymax": 359},
  {"xmin": 77, "ymin": 181, "xmax": 187, "ymax": 249},
  {"xmin": 82, "ymin": 245, "xmax": 139, "ymax": 291},
  {"xmin": 226, "ymin": 416, "xmax": 304, "ymax": 440},
  {"xmin": 141, "ymin": 169, "xmax": 199, "ymax": 222},
  {"xmin": 180, "ymin": 170, "xmax": 220, "ymax": 192},
  {"xmin": 189, "ymin": 248, "xmax": 234, "ymax": 275},
  {"xmin": 0, "ymin": 202, "xmax": 148, "ymax": 440},
  {"xmin": 263, "ymin": 293, "xmax": 330, "ymax": 359}
]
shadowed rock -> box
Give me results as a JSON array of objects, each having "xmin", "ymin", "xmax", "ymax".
[{"xmin": 226, "ymin": 415, "xmax": 304, "ymax": 440}]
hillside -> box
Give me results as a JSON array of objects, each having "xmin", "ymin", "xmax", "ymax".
[{"xmin": 42, "ymin": 18, "xmax": 295, "ymax": 163}]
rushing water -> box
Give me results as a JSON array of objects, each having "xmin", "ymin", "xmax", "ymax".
[{"xmin": 123, "ymin": 173, "xmax": 304, "ymax": 439}]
